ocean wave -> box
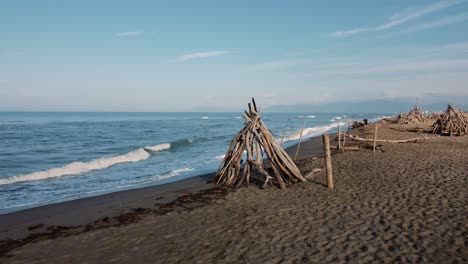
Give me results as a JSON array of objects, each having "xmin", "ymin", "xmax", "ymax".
[
  {"xmin": 215, "ymin": 154, "xmax": 225, "ymax": 160},
  {"xmin": 144, "ymin": 143, "xmax": 171, "ymax": 152},
  {"xmin": 0, "ymin": 137, "xmax": 196, "ymax": 186},
  {"xmin": 154, "ymin": 168, "xmax": 194, "ymax": 181},
  {"xmin": 334, "ymin": 116, "xmax": 342, "ymax": 120},
  {"xmin": 298, "ymin": 115, "xmax": 316, "ymax": 119},
  {"xmin": 0, "ymin": 148, "xmax": 151, "ymax": 186},
  {"xmin": 281, "ymin": 122, "xmax": 345, "ymax": 142},
  {"xmin": 115, "ymin": 168, "xmax": 195, "ymax": 190},
  {"xmin": 200, "ymin": 116, "xmax": 209, "ymax": 119},
  {"xmin": 172, "ymin": 138, "xmax": 193, "ymax": 147}
]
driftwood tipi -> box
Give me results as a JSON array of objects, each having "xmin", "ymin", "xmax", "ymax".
[
  {"xmin": 398, "ymin": 105, "xmax": 426, "ymax": 124},
  {"xmin": 213, "ymin": 98, "xmax": 306, "ymax": 189},
  {"xmin": 431, "ymin": 105, "xmax": 467, "ymax": 136}
]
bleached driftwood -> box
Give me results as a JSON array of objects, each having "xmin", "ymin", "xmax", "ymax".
[
  {"xmin": 330, "ymin": 145, "xmax": 360, "ymax": 151},
  {"xmin": 213, "ymin": 98, "xmax": 306, "ymax": 189},
  {"xmin": 398, "ymin": 105, "xmax": 427, "ymax": 124},
  {"xmin": 346, "ymin": 134, "xmax": 439, "ymax": 143},
  {"xmin": 431, "ymin": 105, "xmax": 467, "ymax": 136}
]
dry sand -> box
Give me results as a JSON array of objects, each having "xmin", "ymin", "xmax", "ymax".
[{"xmin": 1, "ymin": 119, "xmax": 467, "ymax": 263}]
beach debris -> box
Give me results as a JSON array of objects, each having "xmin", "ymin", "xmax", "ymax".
[
  {"xmin": 27, "ymin": 223, "xmax": 44, "ymax": 231},
  {"xmin": 346, "ymin": 133, "xmax": 439, "ymax": 143},
  {"xmin": 330, "ymin": 145, "xmax": 360, "ymax": 151},
  {"xmin": 350, "ymin": 119, "xmax": 368, "ymax": 129},
  {"xmin": 304, "ymin": 168, "xmax": 323, "ymax": 180},
  {"xmin": 431, "ymin": 105, "xmax": 467, "ymax": 136},
  {"xmin": 213, "ymin": 98, "xmax": 306, "ymax": 189},
  {"xmin": 397, "ymin": 105, "xmax": 427, "ymax": 124}
]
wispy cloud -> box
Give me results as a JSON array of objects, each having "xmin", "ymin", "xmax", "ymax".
[
  {"xmin": 309, "ymin": 59, "xmax": 468, "ymax": 76},
  {"xmin": 116, "ymin": 31, "xmax": 146, "ymax": 37},
  {"xmin": 246, "ymin": 60, "xmax": 302, "ymax": 70},
  {"xmin": 404, "ymin": 12, "xmax": 468, "ymax": 33},
  {"xmin": 173, "ymin": 50, "xmax": 230, "ymax": 62},
  {"xmin": 330, "ymin": 0, "xmax": 467, "ymax": 37},
  {"xmin": 428, "ymin": 42, "xmax": 468, "ymax": 52}
]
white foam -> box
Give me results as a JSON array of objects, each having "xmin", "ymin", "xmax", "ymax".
[
  {"xmin": 153, "ymin": 168, "xmax": 194, "ymax": 181},
  {"xmin": 215, "ymin": 154, "xmax": 225, "ymax": 160},
  {"xmin": 307, "ymin": 115, "xmax": 316, "ymax": 118},
  {"xmin": 330, "ymin": 118, "xmax": 336, "ymax": 122},
  {"xmin": 200, "ymin": 116, "xmax": 209, "ymax": 119},
  {"xmin": 144, "ymin": 143, "xmax": 171, "ymax": 152},
  {"xmin": 281, "ymin": 123, "xmax": 344, "ymax": 142},
  {"xmin": 0, "ymin": 148, "xmax": 151, "ymax": 186},
  {"xmin": 334, "ymin": 116, "xmax": 342, "ymax": 120}
]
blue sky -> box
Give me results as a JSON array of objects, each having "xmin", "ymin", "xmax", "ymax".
[{"xmin": 1, "ymin": 0, "xmax": 467, "ymax": 111}]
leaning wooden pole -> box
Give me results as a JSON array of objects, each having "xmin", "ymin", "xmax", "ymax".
[
  {"xmin": 342, "ymin": 122, "xmax": 349, "ymax": 153},
  {"xmin": 373, "ymin": 124, "xmax": 378, "ymax": 154},
  {"xmin": 280, "ymin": 117, "xmax": 291, "ymax": 146},
  {"xmin": 322, "ymin": 134, "xmax": 334, "ymax": 189},
  {"xmin": 337, "ymin": 124, "xmax": 341, "ymax": 150},
  {"xmin": 294, "ymin": 120, "xmax": 306, "ymax": 161}
]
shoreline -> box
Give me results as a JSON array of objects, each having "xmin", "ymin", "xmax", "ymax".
[
  {"xmin": 2, "ymin": 118, "xmax": 466, "ymax": 262},
  {"xmin": 0, "ymin": 131, "xmax": 328, "ymax": 242}
]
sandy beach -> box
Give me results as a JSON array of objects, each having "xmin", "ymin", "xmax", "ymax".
[{"xmin": 1, "ymin": 119, "xmax": 466, "ymax": 263}]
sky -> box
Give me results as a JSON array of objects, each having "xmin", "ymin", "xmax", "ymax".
[{"xmin": 1, "ymin": 0, "xmax": 467, "ymax": 111}]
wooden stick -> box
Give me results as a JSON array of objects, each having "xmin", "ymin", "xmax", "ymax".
[
  {"xmin": 330, "ymin": 145, "xmax": 359, "ymax": 151},
  {"xmin": 280, "ymin": 117, "xmax": 291, "ymax": 146},
  {"xmin": 337, "ymin": 124, "xmax": 341, "ymax": 150},
  {"xmin": 294, "ymin": 120, "xmax": 307, "ymax": 161},
  {"xmin": 373, "ymin": 124, "xmax": 378, "ymax": 154},
  {"xmin": 322, "ymin": 134, "xmax": 333, "ymax": 189},
  {"xmin": 342, "ymin": 122, "xmax": 349, "ymax": 153}
]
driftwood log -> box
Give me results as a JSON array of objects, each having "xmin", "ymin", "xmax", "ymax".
[
  {"xmin": 213, "ymin": 98, "xmax": 306, "ymax": 189},
  {"xmin": 347, "ymin": 133, "xmax": 439, "ymax": 143}
]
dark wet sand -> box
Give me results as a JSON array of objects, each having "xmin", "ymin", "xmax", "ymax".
[
  {"xmin": 0, "ymin": 175, "xmax": 215, "ymax": 240},
  {"xmin": 1, "ymin": 119, "xmax": 467, "ymax": 263}
]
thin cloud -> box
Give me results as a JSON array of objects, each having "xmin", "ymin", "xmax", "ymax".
[
  {"xmin": 428, "ymin": 42, "xmax": 468, "ymax": 52},
  {"xmin": 330, "ymin": 0, "xmax": 467, "ymax": 37},
  {"xmin": 173, "ymin": 50, "xmax": 230, "ymax": 62},
  {"xmin": 309, "ymin": 59, "xmax": 468, "ymax": 76},
  {"xmin": 246, "ymin": 60, "xmax": 302, "ymax": 70},
  {"xmin": 404, "ymin": 12, "xmax": 468, "ymax": 32},
  {"xmin": 116, "ymin": 31, "xmax": 145, "ymax": 37}
]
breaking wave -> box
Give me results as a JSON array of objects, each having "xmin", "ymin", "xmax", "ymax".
[
  {"xmin": 0, "ymin": 148, "xmax": 151, "ymax": 186},
  {"xmin": 144, "ymin": 143, "xmax": 171, "ymax": 152},
  {"xmin": 153, "ymin": 168, "xmax": 194, "ymax": 181},
  {"xmin": 281, "ymin": 122, "xmax": 345, "ymax": 142},
  {"xmin": 0, "ymin": 138, "xmax": 194, "ymax": 186},
  {"xmin": 214, "ymin": 154, "xmax": 225, "ymax": 160}
]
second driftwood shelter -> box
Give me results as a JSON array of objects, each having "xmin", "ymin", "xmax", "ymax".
[{"xmin": 213, "ymin": 98, "xmax": 306, "ymax": 189}]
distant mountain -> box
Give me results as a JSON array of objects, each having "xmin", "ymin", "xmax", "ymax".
[{"xmin": 266, "ymin": 97, "xmax": 467, "ymax": 113}]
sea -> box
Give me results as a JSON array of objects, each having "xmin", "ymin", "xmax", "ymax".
[{"xmin": 0, "ymin": 112, "xmax": 390, "ymax": 213}]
